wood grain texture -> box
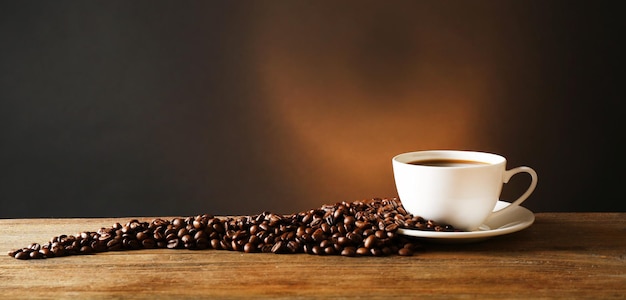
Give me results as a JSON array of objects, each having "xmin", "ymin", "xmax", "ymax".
[{"xmin": 1, "ymin": 213, "xmax": 625, "ymax": 299}]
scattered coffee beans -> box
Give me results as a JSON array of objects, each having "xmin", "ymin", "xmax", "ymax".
[{"xmin": 8, "ymin": 197, "xmax": 459, "ymax": 260}]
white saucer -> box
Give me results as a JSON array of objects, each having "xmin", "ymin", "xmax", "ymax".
[{"xmin": 396, "ymin": 201, "xmax": 535, "ymax": 243}]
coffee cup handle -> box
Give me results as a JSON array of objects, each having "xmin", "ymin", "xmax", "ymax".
[{"xmin": 490, "ymin": 166, "xmax": 538, "ymax": 218}]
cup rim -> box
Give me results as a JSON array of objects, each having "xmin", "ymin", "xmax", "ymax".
[{"xmin": 392, "ymin": 150, "xmax": 506, "ymax": 167}]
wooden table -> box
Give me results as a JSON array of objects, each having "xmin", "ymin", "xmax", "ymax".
[{"xmin": 1, "ymin": 213, "xmax": 624, "ymax": 299}]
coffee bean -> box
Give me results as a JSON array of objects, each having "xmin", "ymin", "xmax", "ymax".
[
  {"xmin": 135, "ymin": 231, "xmax": 148, "ymax": 241},
  {"xmin": 355, "ymin": 220, "xmax": 369, "ymax": 229},
  {"xmin": 212, "ymin": 222, "xmax": 225, "ymax": 233},
  {"xmin": 219, "ymin": 240, "xmax": 231, "ymax": 251},
  {"xmin": 15, "ymin": 251, "xmax": 30, "ymax": 260},
  {"xmin": 106, "ymin": 238, "xmax": 122, "ymax": 251},
  {"xmin": 271, "ymin": 241, "xmax": 285, "ymax": 254},
  {"xmin": 311, "ymin": 228, "xmax": 325, "ymax": 242},
  {"xmin": 370, "ymin": 248, "xmax": 383, "ymax": 256},
  {"xmin": 162, "ymin": 227, "xmax": 173, "ymax": 238},
  {"xmin": 40, "ymin": 248, "xmax": 53, "ymax": 258},
  {"xmin": 384, "ymin": 223, "xmax": 398, "ymax": 232},
  {"xmin": 142, "ymin": 239, "xmax": 156, "ymax": 249},
  {"xmin": 165, "ymin": 233, "xmax": 178, "ymax": 242},
  {"xmin": 181, "ymin": 235, "xmax": 193, "ymax": 244},
  {"xmin": 10, "ymin": 198, "xmax": 461, "ymax": 260},
  {"xmin": 398, "ymin": 248, "xmax": 414, "ymax": 256},
  {"xmin": 363, "ymin": 235, "xmax": 378, "ymax": 249},
  {"xmin": 341, "ymin": 247, "xmax": 356, "ymax": 257},
  {"xmin": 210, "ymin": 238, "xmax": 221, "ymax": 250},
  {"xmin": 193, "ymin": 220, "xmax": 204, "ymax": 230},
  {"xmin": 125, "ymin": 239, "xmax": 141, "ymax": 250},
  {"xmin": 79, "ymin": 246, "xmax": 93, "ymax": 254},
  {"xmin": 321, "ymin": 223, "xmax": 331, "ymax": 234},
  {"xmin": 178, "ymin": 228, "xmax": 189, "ymax": 238},
  {"xmin": 346, "ymin": 232, "xmax": 363, "ymax": 244},
  {"xmin": 343, "ymin": 215, "xmax": 355, "ymax": 226},
  {"xmin": 336, "ymin": 236, "xmax": 350, "ymax": 247},
  {"xmin": 167, "ymin": 238, "xmax": 180, "ymax": 249},
  {"xmin": 311, "ymin": 245, "xmax": 323, "ymax": 255},
  {"xmin": 172, "ymin": 218, "xmax": 185, "ymax": 229},
  {"xmin": 356, "ymin": 247, "xmax": 370, "ymax": 256},
  {"xmin": 286, "ymin": 241, "xmax": 300, "ymax": 253},
  {"xmin": 243, "ymin": 242, "xmax": 256, "ymax": 253}
]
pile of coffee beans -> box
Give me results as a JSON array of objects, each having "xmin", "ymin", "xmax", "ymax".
[{"xmin": 8, "ymin": 197, "xmax": 459, "ymax": 260}]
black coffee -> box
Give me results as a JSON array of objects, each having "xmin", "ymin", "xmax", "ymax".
[{"xmin": 408, "ymin": 159, "xmax": 489, "ymax": 167}]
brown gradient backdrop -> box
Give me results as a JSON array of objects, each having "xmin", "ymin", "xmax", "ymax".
[{"xmin": 0, "ymin": 1, "xmax": 622, "ymax": 217}]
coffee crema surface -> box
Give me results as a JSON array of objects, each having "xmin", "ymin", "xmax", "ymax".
[{"xmin": 408, "ymin": 159, "xmax": 490, "ymax": 167}]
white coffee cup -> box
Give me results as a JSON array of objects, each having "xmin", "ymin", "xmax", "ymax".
[{"xmin": 392, "ymin": 150, "xmax": 538, "ymax": 231}]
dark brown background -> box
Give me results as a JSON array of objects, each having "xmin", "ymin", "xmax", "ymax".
[{"xmin": 1, "ymin": 1, "xmax": 623, "ymax": 218}]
